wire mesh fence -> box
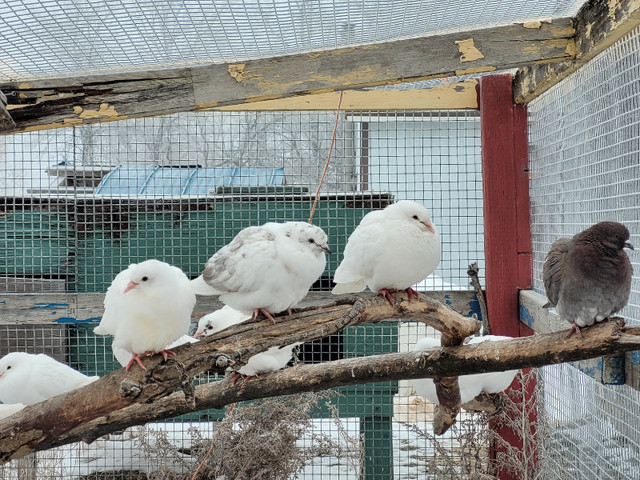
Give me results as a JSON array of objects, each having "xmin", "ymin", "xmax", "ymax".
[
  {"xmin": 0, "ymin": 109, "xmax": 489, "ymax": 479},
  {"xmin": 528, "ymin": 25, "xmax": 640, "ymax": 480}
]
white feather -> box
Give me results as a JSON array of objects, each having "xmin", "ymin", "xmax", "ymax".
[{"xmin": 412, "ymin": 335, "xmax": 519, "ymax": 405}]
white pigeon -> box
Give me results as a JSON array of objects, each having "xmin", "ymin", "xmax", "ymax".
[
  {"xmin": 95, "ymin": 259, "xmax": 196, "ymax": 371},
  {"xmin": 331, "ymin": 200, "xmax": 441, "ymax": 304},
  {"xmin": 465, "ymin": 335, "xmax": 519, "ymax": 394},
  {"xmin": 0, "ymin": 403, "xmax": 25, "ymax": 420},
  {"xmin": 111, "ymin": 334, "xmax": 198, "ymax": 369},
  {"xmin": 412, "ymin": 335, "xmax": 519, "ymax": 405},
  {"xmin": 192, "ymin": 221, "xmax": 331, "ymax": 323},
  {"xmin": 0, "ymin": 352, "xmax": 99, "ymax": 405},
  {"xmin": 195, "ymin": 306, "xmax": 301, "ymax": 380}
]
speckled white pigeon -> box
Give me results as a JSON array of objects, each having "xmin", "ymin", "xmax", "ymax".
[{"xmin": 192, "ymin": 222, "xmax": 330, "ymax": 323}]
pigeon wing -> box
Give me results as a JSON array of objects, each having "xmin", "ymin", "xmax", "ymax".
[
  {"xmin": 95, "ymin": 265, "xmax": 135, "ymax": 335},
  {"xmin": 201, "ymin": 226, "xmax": 277, "ymax": 294},
  {"xmin": 332, "ymin": 214, "xmax": 386, "ymax": 293},
  {"xmin": 542, "ymin": 237, "xmax": 569, "ymax": 307}
]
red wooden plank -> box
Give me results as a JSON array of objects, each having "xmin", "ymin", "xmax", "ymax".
[{"xmin": 479, "ymin": 74, "xmax": 536, "ymax": 480}]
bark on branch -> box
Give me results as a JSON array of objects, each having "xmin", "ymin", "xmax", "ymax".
[{"xmin": 1, "ymin": 292, "xmax": 639, "ymax": 463}]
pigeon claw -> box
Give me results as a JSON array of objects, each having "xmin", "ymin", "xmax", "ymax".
[
  {"xmin": 378, "ymin": 288, "xmax": 397, "ymax": 305},
  {"xmin": 567, "ymin": 324, "xmax": 583, "ymax": 339},
  {"xmin": 126, "ymin": 353, "xmax": 147, "ymax": 372},
  {"xmin": 159, "ymin": 349, "xmax": 177, "ymax": 361},
  {"xmin": 405, "ymin": 287, "xmax": 420, "ymax": 302},
  {"xmin": 231, "ymin": 373, "xmax": 255, "ymax": 385},
  {"xmin": 253, "ymin": 308, "xmax": 277, "ymax": 324}
]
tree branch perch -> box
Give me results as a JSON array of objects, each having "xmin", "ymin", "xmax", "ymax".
[{"xmin": 1, "ymin": 292, "xmax": 639, "ymax": 463}]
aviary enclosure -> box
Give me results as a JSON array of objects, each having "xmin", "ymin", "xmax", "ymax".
[{"xmin": 0, "ymin": 1, "xmax": 639, "ymax": 479}]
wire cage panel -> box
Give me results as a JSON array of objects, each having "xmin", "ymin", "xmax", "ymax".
[
  {"xmin": 528, "ymin": 26, "xmax": 640, "ymax": 480},
  {"xmin": 0, "ymin": 108, "xmax": 485, "ymax": 479}
]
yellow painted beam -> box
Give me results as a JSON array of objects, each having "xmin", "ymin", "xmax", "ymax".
[{"xmin": 210, "ymin": 81, "xmax": 479, "ymax": 111}]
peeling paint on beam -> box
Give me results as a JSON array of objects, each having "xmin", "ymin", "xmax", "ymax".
[
  {"xmin": 2, "ymin": 19, "xmax": 574, "ymax": 134},
  {"xmin": 514, "ymin": 0, "xmax": 640, "ymax": 103}
]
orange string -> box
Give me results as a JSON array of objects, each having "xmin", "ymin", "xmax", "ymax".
[{"xmin": 308, "ymin": 90, "xmax": 344, "ymax": 224}]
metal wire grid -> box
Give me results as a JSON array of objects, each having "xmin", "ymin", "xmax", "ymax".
[
  {"xmin": 0, "ymin": 0, "xmax": 584, "ymax": 81},
  {"xmin": 0, "ymin": 108, "xmax": 485, "ymax": 478},
  {"xmin": 0, "ymin": 109, "xmax": 484, "ymax": 293},
  {"xmin": 541, "ymin": 363, "xmax": 640, "ymax": 480},
  {"xmin": 528, "ymin": 25, "xmax": 640, "ymax": 325},
  {"xmin": 528, "ymin": 26, "xmax": 640, "ymax": 480}
]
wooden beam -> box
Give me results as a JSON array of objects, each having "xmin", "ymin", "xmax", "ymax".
[
  {"xmin": 212, "ymin": 81, "xmax": 479, "ymax": 111},
  {"xmin": 1, "ymin": 20, "xmax": 574, "ymax": 134},
  {"xmin": 0, "ymin": 290, "xmax": 481, "ymax": 325},
  {"xmin": 479, "ymin": 74, "xmax": 533, "ymax": 337},
  {"xmin": 514, "ymin": 0, "xmax": 640, "ymax": 103},
  {"xmin": 479, "ymin": 74, "xmax": 534, "ymax": 480}
]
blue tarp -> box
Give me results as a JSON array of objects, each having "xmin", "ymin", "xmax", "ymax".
[{"xmin": 94, "ymin": 165, "xmax": 285, "ymax": 195}]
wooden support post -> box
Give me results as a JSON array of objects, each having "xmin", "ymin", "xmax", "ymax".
[{"xmin": 479, "ymin": 73, "xmax": 535, "ymax": 480}]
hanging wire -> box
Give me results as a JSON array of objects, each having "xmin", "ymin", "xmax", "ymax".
[{"xmin": 308, "ymin": 90, "xmax": 344, "ymax": 223}]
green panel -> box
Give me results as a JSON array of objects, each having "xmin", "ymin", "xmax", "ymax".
[
  {"xmin": 67, "ymin": 323, "xmax": 121, "ymax": 376},
  {"xmin": 0, "ymin": 211, "xmax": 74, "ymax": 276},
  {"xmin": 361, "ymin": 416, "xmax": 394, "ymax": 480},
  {"xmin": 75, "ymin": 199, "xmax": 380, "ymax": 292}
]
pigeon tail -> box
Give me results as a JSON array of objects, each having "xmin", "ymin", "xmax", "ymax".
[
  {"xmin": 191, "ymin": 275, "xmax": 222, "ymax": 296},
  {"xmin": 331, "ymin": 280, "xmax": 367, "ymax": 295},
  {"xmin": 93, "ymin": 325, "xmax": 108, "ymax": 335}
]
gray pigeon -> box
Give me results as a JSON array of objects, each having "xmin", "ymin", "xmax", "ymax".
[{"xmin": 543, "ymin": 221, "xmax": 634, "ymax": 338}]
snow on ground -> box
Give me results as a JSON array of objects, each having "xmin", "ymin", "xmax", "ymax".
[{"xmin": 1, "ymin": 419, "xmax": 455, "ymax": 479}]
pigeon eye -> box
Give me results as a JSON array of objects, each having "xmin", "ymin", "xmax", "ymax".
[
  {"xmin": 308, "ymin": 238, "xmax": 315, "ymax": 244},
  {"xmin": 6, "ymin": 366, "xmax": 10, "ymax": 370},
  {"xmin": 412, "ymin": 215, "xmax": 419, "ymax": 220},
  {"xmin": 207, "ymin": 325, "xmax": 213, "ymax": 330},
  {"xmin": 141, "ymin": 276, "xmax": 149, "ymax": 282}
]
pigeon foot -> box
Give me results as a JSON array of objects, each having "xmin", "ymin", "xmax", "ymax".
[
  {"xmin": 253, "ymin": 308, "xmax": 277, "ymax": 324},
  {"xmin": 231, "ymin": 373, "xmax": 257, "ymax": 385},
  {"xmin": 126, "ymin": 353, "xmax": 147, "ymax": 371},
  {"xmin": 378, "ymin": 288, "xmax": 398, "ymax": 305},
  {"xmin": 567, "ymin": 323, "xmax": 583, "ymax": 339},
  {"xmin": 405, "ymin": 287, "xmax": 420, "ymax": 302}
]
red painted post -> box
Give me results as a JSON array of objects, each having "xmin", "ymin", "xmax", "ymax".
[{"xmin": 478, "ymin": 74, "xmax": 536, "ymax": 479}]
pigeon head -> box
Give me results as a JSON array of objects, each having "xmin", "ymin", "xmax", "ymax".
[
  {"xmin": 0, "ymin": 352, "xmax": 28, "ymax": 379},
  {"xmin": 124, "ymin": 259, "xmax": 174, "ymax": 294},
  {"xmin": 386, "ymin": 200, "xmax": 437, "ymax": 234},
  {"xmin": 194, "ymin": 306, "xmax": 251, "ymax": 338},
  {"xmin": 577, "ymin": 221, "xmax": 633, "ymax": 253},
  {"xmin": 283, "ymin": 222, "xmax": 332, "ymax": 255},
  {"xmin": 194, "ymin": 317, "xmax": 216, "ymax": 338}
]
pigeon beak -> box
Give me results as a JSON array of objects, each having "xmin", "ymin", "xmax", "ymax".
[
  {"xmin": 321, "ymin": 244, "xmax": 332, "ymax": 255},
  {"xmin": 193, "ymin": 330, "xmax": 204, "ymax": 339},
  {"xmin": 421, "ymin": 221, "xmax": 436, "ymax": 234},
  {"xmin": 625, "ymin": 242, "xmax": 635, "ymax": 251},
  {"xmin": 124, "ymin": 281, "xmax": 139, "ymax": 294}
]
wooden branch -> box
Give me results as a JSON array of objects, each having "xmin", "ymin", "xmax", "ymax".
[
  {"xmin": 0, "ymin": 291, "xmax": 478, "ymax": 461},
  {"xmin": 1, "ymin": 20, "xmax": 575, "ymax": 134},
  {"xmin": 3, "ymin": 317, "xmax": 640, "ymax": 462},
  {"xmin": 514, "ymin": 0, "xmax": 640, "ymax": 103}
]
